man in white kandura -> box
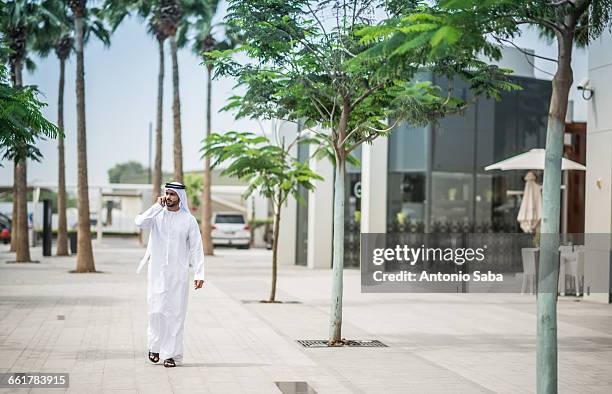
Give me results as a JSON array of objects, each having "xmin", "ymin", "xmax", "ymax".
[{"xmin": 134, "ymin": 182, "xmax": 205, "ymax": 368}]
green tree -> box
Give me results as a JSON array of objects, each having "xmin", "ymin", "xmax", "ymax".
[
  {"xmin": 104, "ymin": 0, "xmax": 167, "ymax": 202},
  {"xmin": 202, "ymin": 131, "xmax": 322, "ymax": 302},
  {"xmin": 207, "ymin": 0, "xmax": 513, "ymax": 344},
  {"xmin": 34, "ymin": 0, "xmax": 73, "ymax": 257},
  {"xmin": 177, "ymin": 0, "xmax": 240, "ymax": 256},
  {"xmin": 184, "ymin": 172, "xmax": 203, "ymax": 209},
  {"xmin": 67, "ymin": 0, "xmax": 110, "ymax": 273},
  {"xmin": 108, "ymin": 161, "xmax": 147, "ymax": 183},
  {"xmin": 32, "ymin": 0, "xmax": 109, "ymax": 256},
  {"xmin": 360, "ymin": 0, "xmax": 612, "ymax": 390},
  {"xmin": 0, "ymin": 61, "xmax": 59, "ymax": 258},
  {"xmin": 1, "ymin": 0, "xmax": 57, "ymax": 261}
]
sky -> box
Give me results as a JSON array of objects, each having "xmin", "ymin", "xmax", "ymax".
[{"xmin": 0, "ymin": 2, "xmax": 588, "ymax": 187}]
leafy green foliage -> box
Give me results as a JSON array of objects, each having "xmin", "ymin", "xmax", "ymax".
[
  {"xmin": 184, "ymin": 172, "xmax": 203, "ymax": 208},
  {"xmin": 205, "ymin": 0, "xmax": 516, "ymax": 160},
  {"xmin": 201, "ymin": 131, "xmax": 322, "ymax": 206},
  {"xmin": 0, "ymin": 61, "xmax": 59, "ymax": 163}
]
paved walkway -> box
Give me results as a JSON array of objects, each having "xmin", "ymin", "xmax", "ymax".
[{"xmin": 0, "ymin": 238, "xmax": 611, "ymax": 393}]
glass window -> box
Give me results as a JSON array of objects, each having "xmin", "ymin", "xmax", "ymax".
[
  {"xmin": 344, "ymin": 172, "xmax": 361, "ymax": 268},
  {"xmin": 214, "ymin": 214, "xmax": 245, "ymax": 224},
  {"xmin": 475, "ymin": 97, "xmax": 496, "ymax": 173},
  {"xmin": 388, "ymin": 124, "xmax": 428, "ymax": 172},
  {"xmin": 516, "ymin": 78, "xmax": 551, "ymax": 150},
  {"xmin": 295, "ymin": 141, "xmax": 309, "ymax": 266},
  {"xmin": 475, "ymin": 174, "xmax": 493, "ymax": 225},
  {"xmin": 431, "ymin": 172, "xmax": 473, "ymax": 223},
  {"xmin": 387, "ymin": 172, "xmax": 426, "ymax": 227}
]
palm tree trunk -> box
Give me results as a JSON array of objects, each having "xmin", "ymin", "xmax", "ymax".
[
  {"xmin": 201, "ymin": 64, "xmax": 214, "ymax": 255},
  {"xmin": 269, "ymin": 196, "xmax": 282, "ymax": 302},
  {"xmin": 56, "ymin": 56, "xmax": 69, "ymax": 256},
  {"xmin": 15, "ymin": 159, "xmax": 31, "ymax": 262},
  {"xmin": 74, "ymin": 12, "xmax": 96, "ymax": 272},
  {"xmin": 169, "ymin": 35, "xmax": 183, "ymax": 183},
  {"xmin": 10, "ymin": 163, "xmax": 17, "ymax": 252},
  {"xmin": 10, "ymin": 59, "xmax": 22, "ymax": 253},
  {"xmin": 329, "ymin": 98, "xmax": 349, "ymax": 345},
  {"xmin": 11, "ymin": 60, "xmax": 31, "ymax": 263},
  {"xmin": 153, "ymin": 37, "xmax": 165, "ymax": 201}
]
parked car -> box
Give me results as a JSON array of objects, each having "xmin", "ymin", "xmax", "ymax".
[
  {"xmin": 211, "ymin": 212, "xmax": 250, "ymax": 249},
  {"xmin": 0, "ymin": 213, "xmax": 11, "ymax": 244}
]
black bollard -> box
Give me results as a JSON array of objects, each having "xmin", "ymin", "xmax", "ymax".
[{"xmin": 42, "ymin": 199, "xmax": 52, "ymax": 256}]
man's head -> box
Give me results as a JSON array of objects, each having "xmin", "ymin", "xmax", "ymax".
[
  {"xmin": 164, "ymin": 188, "xmax": 180, "ymax": 210},
  {"xmin": 163, "ymin": 182, "xmax": 189, "ymax": 213}
]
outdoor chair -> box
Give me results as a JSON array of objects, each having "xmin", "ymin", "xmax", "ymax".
[
  {"xmin": 520, "ymin": 248, "xmax": 539, "ymax": 295},
  {"xmin": 562, "ymin": 249, "xmax": 585, "ymax": 296}
]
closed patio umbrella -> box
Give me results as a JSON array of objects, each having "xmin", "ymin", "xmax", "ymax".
[{"xmin": 517, "ymin": 171, "xmax": 542, "ymax": 233}]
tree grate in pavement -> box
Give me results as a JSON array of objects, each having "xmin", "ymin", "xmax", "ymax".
[
  {"xmin": 241, "ymin": 300, "xmax": 302, "ymax": 304},
  {"xmin": 296, "ymin": 339, "xmax": 387, "ymax": 348},
  {"xmin": 275, "ymin": 381, "xmax": 317, "ymax": 393}
]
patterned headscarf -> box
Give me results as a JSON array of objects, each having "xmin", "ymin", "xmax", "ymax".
[{"xmin": 164, "ymin": 182, "xmax": 190, "ymax": 213}]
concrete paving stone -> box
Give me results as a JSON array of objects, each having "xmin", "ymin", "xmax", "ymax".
[{"xmin": 1, "ymin": 239, "xmax": 611, "ymax": 394}]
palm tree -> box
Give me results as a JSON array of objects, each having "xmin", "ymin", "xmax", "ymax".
[
  {"xmin": 35, "ymin": 0, "xmax": 109, "ymax": 257},
  {"xmin": 178, "ymin": 2, "xmax": 240, "ymax": 256},
  {"xmin": 151, "ymin": 11, "xmax": 166, "ymax": 200},
  {"xmin": 0, "ymin": 60, "xmax": 60, "ymax": 209},
  {"xmin": 104, "ymin": 0, "xmax": 167, "ymax": 201},
  {"xmin": 67, "ymin": 0, "xmax": 110, "ymax": 272},
  {"xmin": 32, "ymin": 1, "xmax": 74, "ymax": 256},
  {"xmin": 1, "ymin": 0, "xmax": 47, "ymax": 262},
  {"xmin": 159, "ymin": 0, "xmax": 183, "ymax": 182}
]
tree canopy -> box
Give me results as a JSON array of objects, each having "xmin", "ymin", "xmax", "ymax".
[
  {"xmin": 206, "ymin": 0, "xmax": 517, "ymax": 160},
  {"xmin": 0, "ymin": 60, "xmax": 59, "ymax": 163}
]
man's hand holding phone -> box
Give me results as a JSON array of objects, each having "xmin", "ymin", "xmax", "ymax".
[{"xmin": 157, "ymin": 196, "xmax": 167, "ymax": 207}]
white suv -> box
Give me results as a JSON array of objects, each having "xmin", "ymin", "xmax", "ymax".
[{"xmin": 211, "ymin": 212, "xmax": 251, "ymax": 249}]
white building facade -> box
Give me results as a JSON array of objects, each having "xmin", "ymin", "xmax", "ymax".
[{"xmin": 584, "ymin": 30, "xmax": 612, "ymax": 303}]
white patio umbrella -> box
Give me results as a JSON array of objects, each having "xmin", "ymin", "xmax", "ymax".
[
  {"xmin": 517, "ymin": 171, "xmax": 542, "ymax": 233},
  {"xmin": 484, "ymin": 148, "xmax": 586, "ymax": 171},
  {"xmin": 485, "ymin": 148, "xmax": 586, "ymax": 234}
]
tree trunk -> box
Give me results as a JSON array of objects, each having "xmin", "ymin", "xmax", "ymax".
[
  {"xmin": 11, "ymin": 60, "xmax": 31, "ymax": 262},
  {"xmin": 15, "ymin": 160, "xmax": 30, "ymax": 262},
  {"xmin": 537, "ymin": 31, "xmax": 574, "ymax": 394},
  {"xmin": 10, "ymin": 59, "xmax": 22, "ymax": 253},
  {"xmin": 56, "ymin": 56, "xmax": 69, "ymax": 256},
  {"xmin": 329, "ymin": 98, "xmax": 349, "ymax": 344},
  {"xmin": 74, "ymin": 13, "xmax": 96, "ymax": 272},
  {"xmin": 153, "ymin": 37, "xmax": 165, "ymax": 201},
  {"xmin": 10, "ymin": 163, "xmax": 17, "ymax": 252},
  {"xmin": 269, "ymin": 197, "xmax": 282, "ymax": 302},
  {"xmin": 201, "ymin": 64, "xmax": 214, "ymax": 255},
  {"xmin": 169, "ymin": 35, "xmax": 183, "ymax": 183}
]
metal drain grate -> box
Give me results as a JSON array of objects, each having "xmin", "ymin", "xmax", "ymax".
[
  {"xmin": 275, "ymin": 381, "xmax": 317, "ymax": 394},
  {"xmin": 296, "ymin": 339, "xmax": 387, "ymax": 348},
  {"xmin": 57, "ymin": 315, "xmax": 65, "ymax": 320},
  {"xmin": 241, "ymin": 300, "xmax": 302, "ymax": 304}
]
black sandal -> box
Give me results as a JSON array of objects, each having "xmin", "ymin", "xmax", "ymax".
[
  {"xmin": 148, "ymin": 351, "xmax": 159, "ymax": 363},
  {"xmin": 163, "ymin": 358, "xmax": 176, "ymax": 368}
]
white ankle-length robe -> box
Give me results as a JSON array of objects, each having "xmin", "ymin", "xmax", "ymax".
[{"xmin": 135, "ymin": 203, "xmax": 204, "ymax": 362}]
